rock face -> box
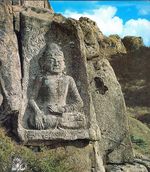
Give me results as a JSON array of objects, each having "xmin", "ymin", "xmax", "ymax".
[
  {"xmin": 99, "ymin": 34, "xmax": 127, "ymax": 58},
  {"xmin": 0, "ymin": 2, "xmax": 21, "ymax": 117},
  {"xmin": 79, "ymin": 18, "xmax": 133, "ymax": 163},
  {"xmin": 88, "ymin": 58, "xmax": 133, "ymax": 163},
  {"xmin": 0, "ymin": 1, "xmax": 135, "ymax": 171},
  {"xmin": 11, "ymin": 0, "xmax": 51, "ymax": 9}
]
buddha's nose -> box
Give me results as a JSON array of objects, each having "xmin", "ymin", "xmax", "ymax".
[{"xmin": 54, "ymin": 61, "xmax": 59, "ymax": 66}]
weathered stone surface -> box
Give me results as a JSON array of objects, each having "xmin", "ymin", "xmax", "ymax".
[
  {"xmin": 78, "ymin": 16, "xmax": 134, "ymax": 163},
  {"xmin": 80, "ymin": 23, "xmax": 132, "ymax": 164},
  {"xmin": 134, "ymin": 158, "xmax": 150, "ymax": 171},
  {"xmin": 23, "ymin": 0, "xmax": 51, "ymax": 9},
  {"xmin": 17, "ymin": 7, "xmax": 100, "ymax": 143},
  {"xmin": 12, "ymin": 0, "xmax": 20, "ymax": 5},
  {"xmin": 87, "ymin": 58, "xmax": 133, "ymax": 163},
  {"xmin": 0, "ymin": 90, "xmax": 3, "ymax": 106},
  {"xmin": 106, "ymin": 163, "xmax": 148, "ymax": 172},
  {"xmin": 11, "ymin": 0, "xmax": 52, "ymax": 9},
  {"xmin": 12, "ymin": 0, "xmax": 54, "ymax": 32},
  {"xmin": 0, "ymin": 0, "xmax": 11, "ymax": 4},
  {"xmin": 0, "ymin": 2, "xmax": 13, "ymax": 32},
  {"xmin": 77, "ymin": 18, "xmax": 133, "ymax": 164},
  {"xmin": 122, "ymin": 36, "xmax": 144, "ymax": 52},
  {"xmin": 0, "ymin": 3, "xmax": 21, "ymax": 115},
  {"xmin": 98, "ymin": 35, "xmax": 126, "ymax": 59},
  {"xmin": 79, "ymin": 17, "xmax": 104, "ymax": 60}
]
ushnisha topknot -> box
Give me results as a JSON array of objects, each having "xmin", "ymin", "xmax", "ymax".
[{"xmin": 45, "ymin": 43, "xmax": 64, "ymax": 58}]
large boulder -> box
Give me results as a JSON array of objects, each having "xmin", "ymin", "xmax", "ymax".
[
  {"xmin": 87, "ymin": 57, "xmax": 133, "ymax": 163},
  {"xmin": 99, "ymin": 34, "xmax": 126, "ymax": 58},
  {"xmin": 122, "ymin": 36, "xmax": 144, "ymax": 52},
  {"xmin": 78, "ymin": 17, "xmax": 133, "ymax": 163}
]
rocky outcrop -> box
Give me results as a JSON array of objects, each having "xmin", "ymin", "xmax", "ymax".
[
  {"xmin": 79, "ymin": 17, "xmax": 104, "ymax": 60},
  {"xmin": 79, "ymin": 17, "xmax": 133, "ymax": 163},
  {"xmin": 122, "ymin": 36, "xmax": 144, "ymax": 52},
  {"xmin": 87, "ymin": 58, "xmax": 133, "ymax": 163},
  {"xmin": 22, "ymin": 0, "xmax": 50, "ymax": 8},
  {"xmin": 11, "ymin": 0, "xmax": 51, "ymax": 9},
  {"xmin": 99, "ymin": 34, "xmax": 126, "ymax": 58},
  {"xmin": 134, "ymin": 158, "xmax": 150, "ymax": 171}
]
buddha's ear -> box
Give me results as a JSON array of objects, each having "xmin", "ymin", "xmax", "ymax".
[
  {"xmin": 63, "ymin": 68, "xmax": 67, "ymax": 75},
  {"xmin": 62, "ymin": 65, "xmax": 67, "ymax": 74}
]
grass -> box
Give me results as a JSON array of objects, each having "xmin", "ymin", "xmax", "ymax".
[
  {"xmin": 1, "ymin": 115, "xmax": 150, "ymax": 171},
  {"xmin": 0, "ymin": 127, "xmax": 72, "ymax": 172},
  {"xmin": 129, "ymin": 117, "xmax": 150, "ymax": 158},
  {"xmin": 127, "ymin": 107, "xmax": 150, "ymax": 118},
  {"xmin": 127, "ymin": 106, "xmax": 150, "ymax": 129}
]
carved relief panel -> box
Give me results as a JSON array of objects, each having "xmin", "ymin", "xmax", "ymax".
[{"xmin": 17, "ymin": 8, "xmax": 91, "ymax": 143}]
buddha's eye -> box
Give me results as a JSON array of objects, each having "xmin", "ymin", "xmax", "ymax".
[{"xmin": 48, "ymin": 59, "xmax": 55, "ymax": 63}]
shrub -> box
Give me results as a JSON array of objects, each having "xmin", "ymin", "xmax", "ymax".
[
  {"xmin": 0, "ymin": 128, "xmax": 72, "ymax": 172},
  {"xmin": 130, "ymin": 135, "xmax": 147, "ymax": 148}
]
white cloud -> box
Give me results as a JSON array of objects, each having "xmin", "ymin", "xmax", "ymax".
[
  {"xmin": 123, "ymin": 19, "xmax": 150, "ymax": 46},
  {"xmin": 63, "ymin": 6, "xmax": 150, "ymax": 46},
  {"xmin": 64, "ymin": 6, "xmax": 123, "ymax": 35}
]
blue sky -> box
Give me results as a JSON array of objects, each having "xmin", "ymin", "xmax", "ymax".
[{"xmin": 50, "ymin": 1, "xmax": 150, "ymax": 46}]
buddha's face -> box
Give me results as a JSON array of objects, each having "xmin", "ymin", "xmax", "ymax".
[{"xmin": 46, "ymin": 53, "xmax": 65, "ymax": 74}]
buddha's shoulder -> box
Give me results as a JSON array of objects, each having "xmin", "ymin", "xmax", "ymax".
[{"xmin": 63, "ymin": 75, "xmax": 74, "ymax": 81}]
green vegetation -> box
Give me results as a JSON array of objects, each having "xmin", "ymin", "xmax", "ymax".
[
  {"xmin": 130, "ymin": 135, "xmax": 147, "ymax": 149},
  {"xmin": 129, "ymin": 117, "xmax": 150, "ymax": 157},
  {"xmin": 0, "ymin": 128, "xmax": 72, "ymax": 172}
]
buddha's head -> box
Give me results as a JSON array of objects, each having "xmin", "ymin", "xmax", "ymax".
[{"xmin": 39, "ymin": 43, "xmax": 65, "ymax": 74}]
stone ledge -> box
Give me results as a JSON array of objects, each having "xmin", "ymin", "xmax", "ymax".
[{"xmin": 18, "ymin": 127, "xmax": 90, "ymax": 144}]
